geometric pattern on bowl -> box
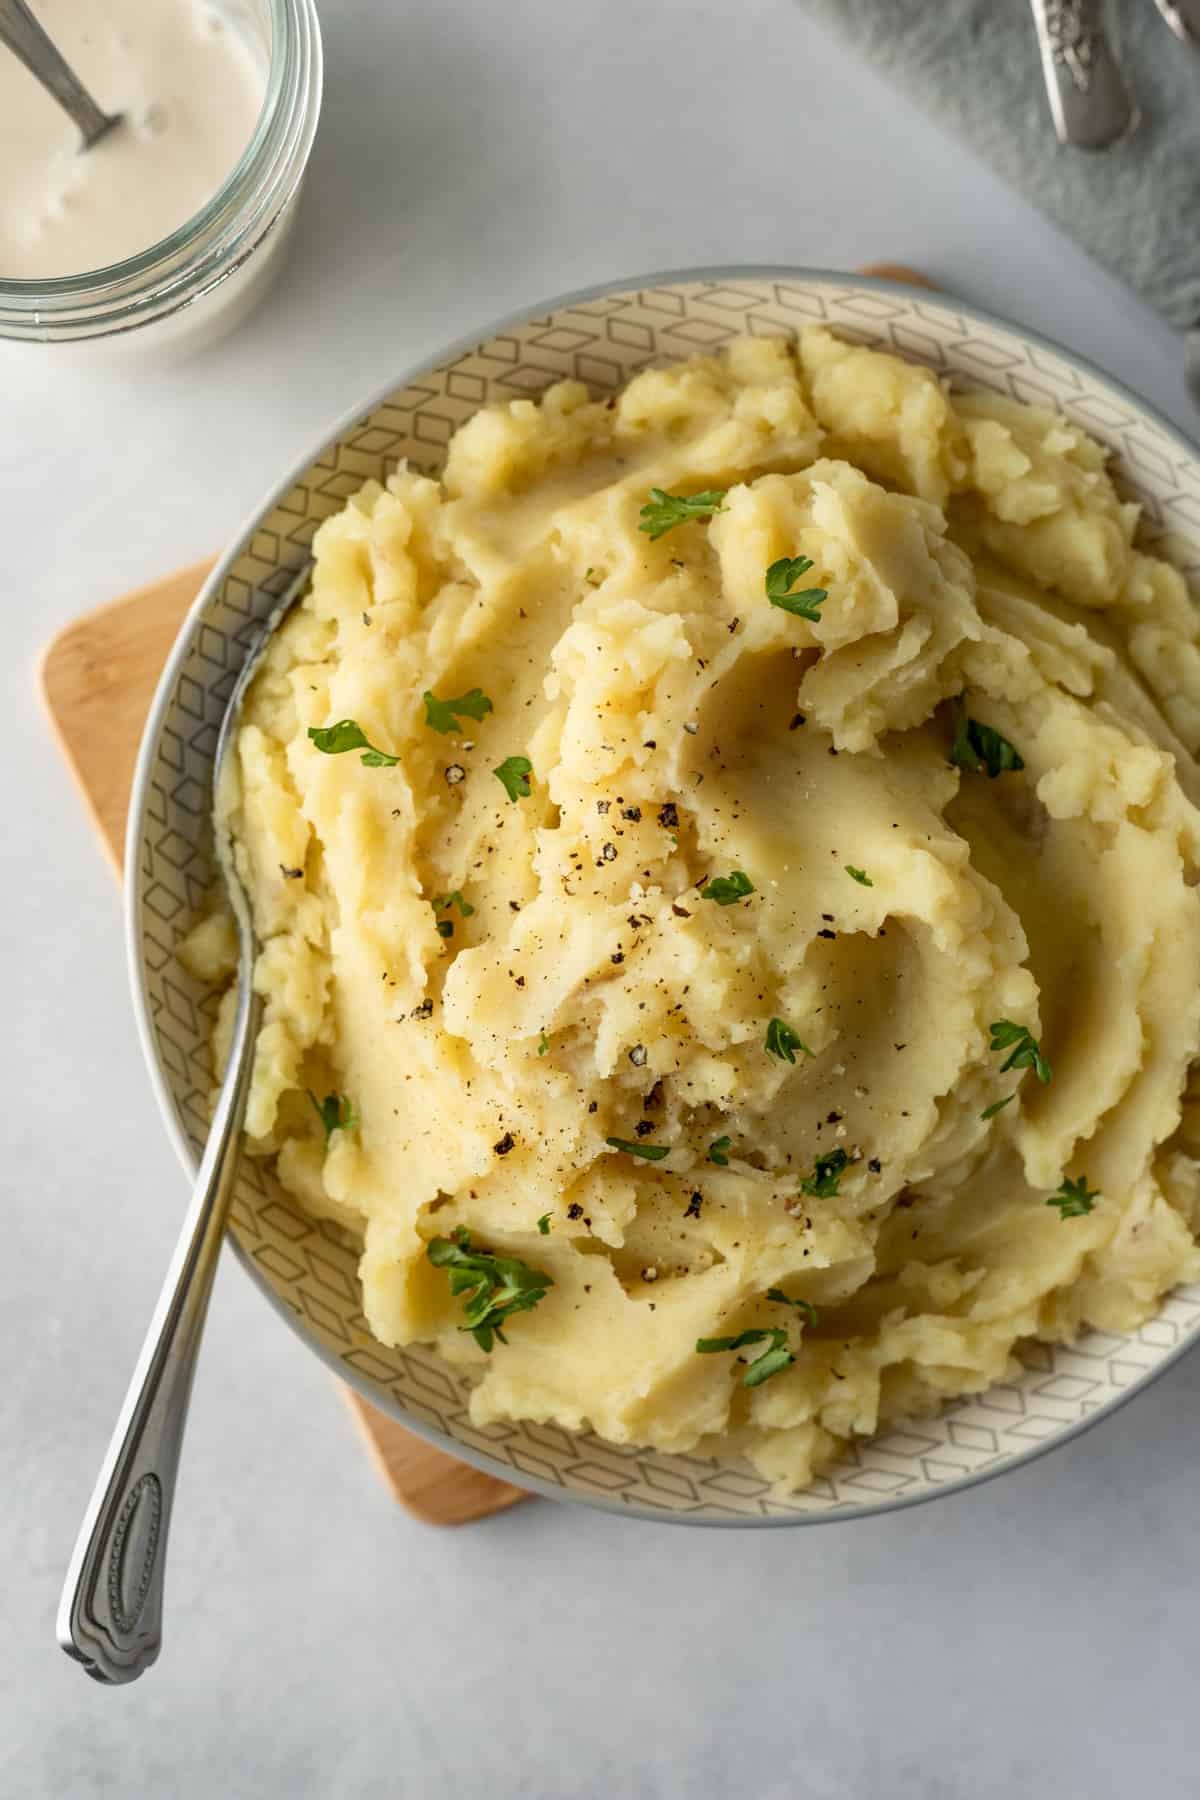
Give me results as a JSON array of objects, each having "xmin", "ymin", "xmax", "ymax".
[{"xmin": 127, "ymin": 270, "xmax": 1200, "ymax": 1523}]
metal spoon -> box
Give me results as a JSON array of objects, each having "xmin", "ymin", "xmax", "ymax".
[
  {"xmin": 57, "ymin": 563, "xmax": 310, "ymax": 1685},
  {"xmin": 1027, "ymin": 0, "xmax": 1138, "ymax": 150},
  {"xmin": 1152, "ymin": 0, "xmax": 1200, "ymax": 44},
  {"xmin": 0, "ymin": 0, "xmax": 121, "ymax": 148}
]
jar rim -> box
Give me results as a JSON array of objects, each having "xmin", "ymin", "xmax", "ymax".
[{"xmin": 0, "ymin": 0, "xmax": 322, "ymax": 338}]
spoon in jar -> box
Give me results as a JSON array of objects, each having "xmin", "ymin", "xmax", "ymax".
[
  {"xmin": 0, "ymin": 0, "xmax": 121, "ymax": 148},
  {"xmin": 57, "ymin": 562, "xmax": 311, "ymax": 1685}
]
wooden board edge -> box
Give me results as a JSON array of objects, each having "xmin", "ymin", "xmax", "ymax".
[
  {"xmin": 341, "ymin": 1389, "xmax": 529, "ymax": 1525},
  {"xmin": 38, "ymin": 624, "xmax": 128, "ymax": 884},
  {"xmin": 857, "ymin": 263, "xmax": 937, "ymax": 288},
  {"xmin": 38, "ymin": 558, "xmax": 218, "ymax": 880}
]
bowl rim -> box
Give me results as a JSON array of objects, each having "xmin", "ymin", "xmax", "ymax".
[{"xmin": 125, "ymin": 263, "xmax": 1200, "ymax": 1527}]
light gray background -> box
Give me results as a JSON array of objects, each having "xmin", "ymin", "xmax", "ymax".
[{"xmin": 4, "ymin": 2, "xmax": 1198, "ymax": 1796}]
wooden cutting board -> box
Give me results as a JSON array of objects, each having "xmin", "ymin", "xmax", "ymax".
[
  {"xmin": 37, "ymin": 264, "xmax": 932, "ymax": 1527},
  {"xmin": 38, "ymin": 560, "xmax": 527, "ymax": 1527}
]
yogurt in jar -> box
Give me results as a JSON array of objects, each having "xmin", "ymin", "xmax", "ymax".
[{"xmin": 1, "ymin": 0, "xmax": 265, "ymax": 279}]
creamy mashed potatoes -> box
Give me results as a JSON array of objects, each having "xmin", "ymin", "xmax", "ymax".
[{"xmin": 194, "ymin": 330, "xmax": 1200, "ymax": 1490}]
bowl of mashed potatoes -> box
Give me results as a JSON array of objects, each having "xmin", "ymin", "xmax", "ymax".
[{"xmin": 130, "ymin": 270, "xmax": 1200, "ymax": 1523}]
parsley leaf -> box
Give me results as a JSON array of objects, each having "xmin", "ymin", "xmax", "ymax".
[
  {"xmin": 700, "ymin": 870, "xmax": 755, "ymax": 906},
  {"xmin": 739, "ymin": 1340, "xmax": 796, "ymax": 1386},
  {"xmin": 426, "ymin": 1227, "xmax": 553, "ymax": 1351},
  {"xmin": 422, "ymin": 688, "xmax": 493, "ymax": 734},
  {"xmin": 845, "ymin": 866, "xmax": 873, "ymax": 887},
  {"xmin": 433, "ymin": 892, "xmax": 473, "ymax": 940},
  {"xmin": 606, "ymin": 1136, "xmax": 670, "ymax": 1161},
  {"xmin": 1048, "ymin": 1175, "xmax": 1099, "ymax": 1219},
  {"xmin": 537, "ymin": 1212, "xmax": 552, "ymax": 1235},
  {"xmin": 765, "ymin": 1017, "xmax": 813, "ymax": 1063},
  {"xmin": 800, "ymin": 1147, "xmax": 852, "ymax": 1199},
  {"xmin": 980, "ymin": 1093, "xmax": 1017, "ymax": 1121},
  {"xmin": 537, "ymin": 1033, "xmax": 549, "ymax": 1057},
  {"xmin": 493, "ymin": 756, "xmax": 533, "ymax": 802},
  {"xmin": 765, "ymin": 556, "xmax": 828, "ymax": 621},
  {"xmin": 696, "ymin": 1327, "xmax": 794, "ymax": 1388},
  {"xmin": 307, "ymin": 720, "xmax": 398, "ymax": 767},
  {"xmin": 707, "ymin": 1135, "xmax": 732, "ymax": 1166},
  {"xmin": 638, "ymin": 487, "xmax": 728, "ymax": 541},
  {"xmin": 767, "ymin": 1286, "xmax": 819, "ymax": 1326},
  {"xmin": 989, "ymin": 1020, "xmax": 1052, "ymax": 1085},
  {"xmin": 308, "ymin": 1090, "xmax": 357, "ymax": 1145},
  {"xmin": 433, "ymin": 890, "xmax": 474, "ymax": 919},
  {"xmin": 949, "ymin": 694, "xmax": 1024, "ymax": 779},
  {"xmin": 433, "ymin": 890, "xmax": 474, "ymax": 916}
]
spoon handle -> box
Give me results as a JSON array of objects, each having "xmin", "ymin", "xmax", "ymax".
[
  {"xmin": 56, "ymin": 977, "xmax": 262, "ymax": 1684},
  {"xmin": 0, "ymin": 0, "xmax": 120, "ymax": 147},
  {"xmin": 1027, "ymin": 0, "xmax": 1137, "ymax": 150},
  {"xmin": 1152, "ymin": 0, "xmax": 1200, "ymax": 43}
]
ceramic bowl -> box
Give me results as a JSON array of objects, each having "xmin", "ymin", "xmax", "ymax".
[{"xmin": 127, "ymin": 269, "xmax": 1200, "ymax": 1524}]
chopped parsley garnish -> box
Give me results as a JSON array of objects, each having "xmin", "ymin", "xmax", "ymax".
[
  {"xmin": 949, "ymin": 694, "xmax": 1024, "ymax": 779},
  {"xmin": 537, "ymin": 1033, "xmax": 549, "ymax": 1057},
  {"xmin": 638, "ymin": 487, "xmax": 728, "ymax": 540},
  {"xmin": 493, "ymin": 756, "xmax": 533, "ymax": 802},
  {"xmin": 696, "ymin": 1326, "xmax": 794, "ymax": 1388},
  {"xmin": 431, "ymin": 892, "xmax": 472, "ymax": 942},
  {"xmin": 426, "ymin": 1226, "xmax": 552, "ymax": 1351},
  {"xmin": 989, "ymin": 1020, "xmax": 1052, "ymax": 1085},
  {"xmin": 698, "ymin": 1284, "xmax": 822, "ymax": 1384},
  {"xmin": 307, "ymin": 720, "xmax": 398, "ymax": 766},
  {"xmin": 707, "ymin": 1135, "xmax": 733, "ymax": 1166},
  {"xmin": 765, "ymin": 1017, "xmax": 814, "ymax": 1063},
  {"xmin": 800, "ymin": 1147, "xmax": 852, "ymax": 1199},
  {"xmin": 845, "ymin": 866, "xmax": 873, "ymax": 887},
  {"xmin": 537, "ymin": 1213, "xmax": 552, "ymax": 1235},
  {"xmin": 700, "ymin": 870, "xmax": 755, "ymax": 906},
  {"xmin": 308, "ymin": 1090, "xmax": 357, "ymax": 1145},
  {"xmin": 980, "ymin": 1093, "xmax": 1017, "ymax": 1121},
  {"xmin": 422, "ymin": 688, "xmax": 493, "ymax": 734},
  {"xmin": 606, "ymin": 1136, "xmax": 670, "ymax": 1162},
  {"xmin": 765, "ymin": 555, "xmax": 828, "ymax": 621},
  {"xmin": 767, "ymin": 1286, "xmax": 819, "ymax": 1326},
  {"xmin": 433, "ymin": 890, "xmax": 474, "ymax": 918},
  {"xmin": 432, "ymin": 890, "xmax": 473, "ymax": 938},
  {"xmin": 1048, "ymin": 1176, "xmax": 1099, "ymax": 1219}
]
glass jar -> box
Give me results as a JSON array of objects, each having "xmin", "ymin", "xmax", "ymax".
[{"xmin": 0, "ymin": 0, "xmax": 322, "ymax": 357}]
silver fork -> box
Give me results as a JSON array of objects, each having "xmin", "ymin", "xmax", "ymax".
[{"xmin": 57, "ymin": 564, "xmax": 310, "ymax": 1685}]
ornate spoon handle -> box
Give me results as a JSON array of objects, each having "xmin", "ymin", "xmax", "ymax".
[
  {"xmin": 1028, "ymin": 0, "xmax": 1137, "ymax": 149},
  {"xmin": 1152, "ymin": 0, "xmax": 1200, "ymax": 45},
  {"xmin": 57, "ymin": 980, "xmax": 261, "ymax": 1684}
]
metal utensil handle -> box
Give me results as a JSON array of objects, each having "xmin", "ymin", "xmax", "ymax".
[
  {"xmin": 1152, "ymin": 0, "xmax": 1200, "ymax": 45},
  {"xmin": 57, "ymin": 979, "xmax": 262, "ymax": 1685},
  {"xmin": 0, "ymin": 0, "xmax": 119, "ymax": 145},
  {"xmin": 1027, "ymin": 0, "xmax": 1137, "ymax": 150}
]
